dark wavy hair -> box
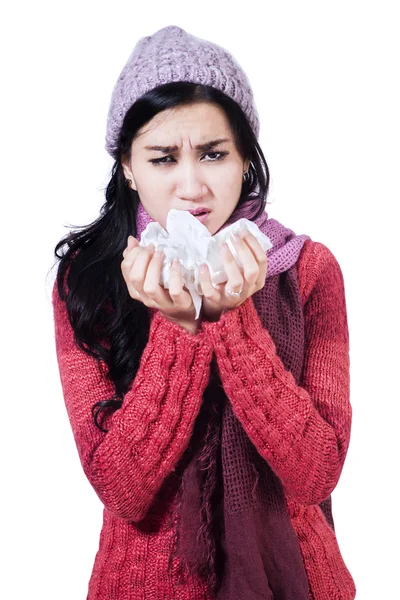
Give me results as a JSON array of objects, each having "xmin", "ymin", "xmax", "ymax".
[{"xmin": 52, "ymin": 82, "xmax": 270, "ymax": 432}]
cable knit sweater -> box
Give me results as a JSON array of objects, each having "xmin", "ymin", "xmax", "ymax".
[{"xmin": 52, "ymin": 239, "xmax": 356, "ymax": 600}]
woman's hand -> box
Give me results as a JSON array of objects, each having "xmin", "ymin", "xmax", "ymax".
[
  {"xmin": 199, "ymin": 229, "xmax": 268, "ymax": 322},
  {"xmin": 121, "ymin": 236, "xmax": 198, "ymax": 334}
]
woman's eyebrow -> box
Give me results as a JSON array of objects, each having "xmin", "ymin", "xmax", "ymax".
[{"xmin": 144, "ymin": 138, "xmax": 231, "ymax": 153}]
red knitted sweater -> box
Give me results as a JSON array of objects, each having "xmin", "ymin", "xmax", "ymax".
[{"xmin": 52, "ymin": 239, "xmax": 356, "ymax": 600}]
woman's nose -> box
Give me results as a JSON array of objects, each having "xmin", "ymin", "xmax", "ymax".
[{"xmin": 175, "ymin": 164, "xmax": 207, "ymax": 199}]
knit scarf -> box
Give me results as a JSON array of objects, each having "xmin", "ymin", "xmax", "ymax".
[{"xmin": 135, "ymin": 198, "xmax": 320, "ymax": 599}]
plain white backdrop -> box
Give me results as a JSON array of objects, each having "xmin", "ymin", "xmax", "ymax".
[{"xmin": 1, "ymin": 1, "xmax": 399, "ymax": 598}]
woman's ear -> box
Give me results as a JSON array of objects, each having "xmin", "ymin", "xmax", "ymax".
[{"xmin": 122, "ymin": 163, "xmax": 137, "ymax": 190}]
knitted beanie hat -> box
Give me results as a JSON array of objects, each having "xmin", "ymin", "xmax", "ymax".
[{"xmin": 105, "ymin": 25, "xmax": 260, "ymax": 159}]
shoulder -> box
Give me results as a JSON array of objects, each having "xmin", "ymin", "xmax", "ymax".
[
  {"xmin": 52, "ymin": 277, "xmax": 74, "ymax": 350},
  {"xmin": 296, "ymin": 239, "xmax": 346, "ymax": 305}
]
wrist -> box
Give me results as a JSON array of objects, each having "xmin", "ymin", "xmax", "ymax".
[
  {"xmin": 160, "ymin": 312, "xmax": 199, "ymax": 335},
  {"xmin": 178, "ymin": 320, "xmax": 199, "ymax": 335},
  {"xmin": 201, "ymin": 306, "xmax": 227, "ymax": 323}
]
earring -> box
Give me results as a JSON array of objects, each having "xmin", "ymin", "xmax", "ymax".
[
  {"xmin": 243, "ymin": 171, "xmax": 250, "ymax": 182},
  {"xmin": 125, "ymin": 178, "xmax": 132, "ymax": 187}
]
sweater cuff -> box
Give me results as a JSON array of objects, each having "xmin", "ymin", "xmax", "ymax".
[
  {"xmin": 150, "ymin": 308, "xmax": 211, "ymax": 348},
  {"xmin": 201, "ymin": 296, "xmax": 276, "ymax": 354}
]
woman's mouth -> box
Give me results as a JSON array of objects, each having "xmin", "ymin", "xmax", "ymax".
[
  {"xmin": 188, "ymin": 208, "xmax": 211, "ymax": 223},
  {"xmin": 193, "ymin": 211, "xmax": 210, "ymax": 223}
]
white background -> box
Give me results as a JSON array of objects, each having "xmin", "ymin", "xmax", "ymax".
[{"xmin": 1, "ymin": 1, "xmax": 399, "ymax": 598}]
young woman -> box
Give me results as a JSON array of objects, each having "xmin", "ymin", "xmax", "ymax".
[{"xmin": 52, "ymin": 25, "xmax": 356, "ymax": 600}]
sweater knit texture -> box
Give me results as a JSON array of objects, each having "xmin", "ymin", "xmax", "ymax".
[
  {"xmin": 135, "ymin": 199, "xmax": 310, "ymax": 599},
  {"xmin": 172, "ymin": 256, "xmax": 311, "ymax": 599},
  {"xmin": 53, "ymin": 239, "xmax": 356, "ymax": 599}
]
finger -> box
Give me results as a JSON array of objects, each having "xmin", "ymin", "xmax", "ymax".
[
  {"xmin": 168, "ymin": 259, "xmax": 194, "ymax": 309},
  {"xmin": 167, "ymin": 259, "xmax": 183, "ymax": 297},
  {"xmin": 128, "ymin": 286, "xmax": 141, "ymax": 301},
  {"xmin": 222, "ymin": 242, "xmax": 244, "ymax": 293},
  {"xmin": 240, "ymin": 233, "xmax": 268, "ymax": 285},
  {"xmin": 199, "ymin": 263, "xmax": 220, "ymax": 301},
  {"xmin": 121, "ymin": 243, "xmax": 147, "ymax": 276},
  {"xmin": 240, "ymin": 231, "xmax": 268, "ymax": 264},
  {"xmin": 126, "ymin": 246, "xmax": 155, "ymax": 295},
  {"xmin": 230, "ymin": 233, "xmax": 259, "ymax": 285},
  {"xmin": 142, "ymin": 250, "xmax": 173, "ymax": 306},
  {"xmin": 122, "ymin": 236, "xmax": 139, "ymax": 259}
]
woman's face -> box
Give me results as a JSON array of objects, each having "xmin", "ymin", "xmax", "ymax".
[{"xmin": 122, "ymin": 102, "xmax": 249, "ymax": 235}]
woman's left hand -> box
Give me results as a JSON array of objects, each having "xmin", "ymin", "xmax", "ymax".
[{"xmin": 199, "ymin": 228, "xmax": 268, "ymax": 322}]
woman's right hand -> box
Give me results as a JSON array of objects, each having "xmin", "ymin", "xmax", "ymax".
[{"xmin": 121, "ymin": 236, "xmax": 198, "ymax": 334}]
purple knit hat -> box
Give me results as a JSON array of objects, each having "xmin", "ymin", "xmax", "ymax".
[{"xmin": 105, "ymin": 25, "xmax": 260, "ymax": 159}]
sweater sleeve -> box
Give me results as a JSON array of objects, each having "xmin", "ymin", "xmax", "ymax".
[
  {"xmin": 201, "ymin": 241, "xmax": 352, "ymax": 506},
  {"xmin": 52, "ymin": 280, "xmax": 213, "ymax": 522}
]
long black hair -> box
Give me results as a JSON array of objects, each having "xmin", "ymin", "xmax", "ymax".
[{"xmin": 52, "ymin": 82, "xmax": 270, "ymax": 432}]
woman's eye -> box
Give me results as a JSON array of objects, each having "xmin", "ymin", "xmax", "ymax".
[
  {"xmin": 149, "ymin": 156, "xmax": 174, "ymax": 165},
  {"xmin": 149, "ymin": 152, "xmax": 228, "ymax": 165}
]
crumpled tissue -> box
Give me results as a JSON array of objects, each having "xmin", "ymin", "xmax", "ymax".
[{"xmin": 138, "ymin": 209, "xmax": 273, "ymax": 319}]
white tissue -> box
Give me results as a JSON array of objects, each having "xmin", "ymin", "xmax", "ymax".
[{"xmin": 138, "ymin": 209, "xmax": 273, "ymax": 319}]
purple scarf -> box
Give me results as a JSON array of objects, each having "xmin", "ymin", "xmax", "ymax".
[
  {"xmin": 135, "ymin": 199, "xmax": 310, "ymax": 280},
  {"xmin": 135, "ymin": 197, "xmax": 312, "ymax": 599}
]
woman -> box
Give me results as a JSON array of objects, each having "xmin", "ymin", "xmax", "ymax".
[{"xmin": 52, "ymin": 25, "xmax": 356, "ymax": 599}]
